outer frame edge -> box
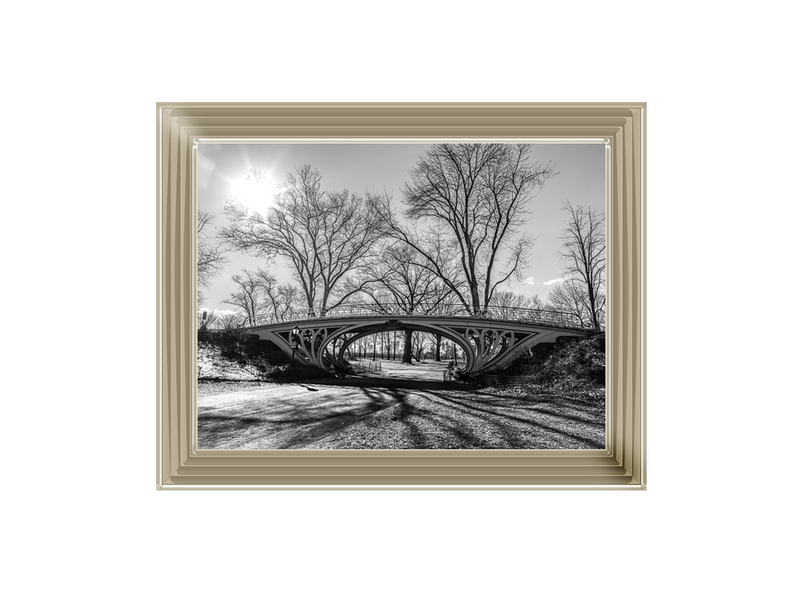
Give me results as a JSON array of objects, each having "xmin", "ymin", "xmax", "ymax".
[{"xmin": 157, "ymin": 103, "xmax": 646, "ymax": 489}]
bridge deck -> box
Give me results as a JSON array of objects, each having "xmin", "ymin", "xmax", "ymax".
[{"xmin": 246, "ymin": 303, "xmax": 592, "ymax": 333}]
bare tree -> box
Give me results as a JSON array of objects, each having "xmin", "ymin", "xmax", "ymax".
[
  {"xmin": 197, "ymin": 210, "xmax": 226, "ymax": 302},
  {"xmin": 220, "ymin": 164, "xmax": 388, "ymax": 314},
  {"xmin": 382, "ymin": 144, "xmax": 554, "ymax": 314},
  {"xmin": 217, "ymin": 310, "xmax": 245, "ymax": 330},
  {"xmin": 558, "ymin": 201, "xmax": 605, "ymax": 331},
  {"xmin": 223, "ymin": 269, "xmax": 265, "ymax": 326},
  {"xmin": 359, "ymin": 243, "xmax": 453, "ymax": 363},
  {"xmin": 548, "ymin": 280, "xmax": 593, "ymax": 329},
  {"xmin": 361, "ymin": 244, "xmax": 452, "ymax": 313},
  {"xmin": 488, "ymin": 289, "xmax": 543, "ymax": 319},
  {"xmin": 490, "ymin": 289, "xmax": 517, "ymax": 307},
  {"xmin": 255, "ymin": 268, "xmax": 303, "ymax": 321},
  {"xmin": 197, "ymin": 308, "xmax": 219, "ymax": 331}
]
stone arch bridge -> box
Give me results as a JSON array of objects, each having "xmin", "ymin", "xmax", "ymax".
[{"xmin": 241, "ymin": 304, "xmax": 593, "ymax": 377}]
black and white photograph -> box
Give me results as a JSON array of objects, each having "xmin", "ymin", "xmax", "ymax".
[
  {"xmin": 6, "ymin": 0, "xmax": 804, "ymax": 601},
  {"xmin": 196, "ymin": 142, "xmax": 606, "ymax": 449}
]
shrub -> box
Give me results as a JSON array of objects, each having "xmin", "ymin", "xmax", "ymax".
[
  {"xmin": 265, "ymin": 350, "xmax": 292, "ymax": 366},
  {"xmin": 500, "ymin": 333, "xmax": 605, "ymax": 389},
  {"xmin": 198, "ymin": 327, "xmax": 289, "ymax": 377},
  {"xmin": 538, "ymin": 333, "xmax": 605, "ymax": 388},
  {"xmin": 267, "ymin": 363, "xmax": 328, "ymax": 383}
]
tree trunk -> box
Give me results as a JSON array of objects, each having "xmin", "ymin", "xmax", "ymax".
[
  {"xmin": 587, "ymin": 282, "xmax": 600, "ymax": 331},
  {"xmin": 401, "ymin": 329, "xmax": 414, "ymax": 364},
  {"xmin": 435, "ymin": 334, "xmax": 442, "ymax": 361}
]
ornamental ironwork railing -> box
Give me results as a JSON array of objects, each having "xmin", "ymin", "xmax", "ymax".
[{"xmin": 246, "ymin": 303, "xmax": 586, "ymax": 330}]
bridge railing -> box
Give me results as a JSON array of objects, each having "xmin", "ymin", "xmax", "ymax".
[{"xmin": 249, "ymin": 303, "xmax": 586, "ymax": 330}]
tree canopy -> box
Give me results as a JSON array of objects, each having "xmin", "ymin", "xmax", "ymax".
[
  {"xmin": 382, "ymin": 143, "xmax": 554, "ymax": 313},
  {"xmin": 219, "ymin": 164, "xmax": 388, "ymax": 313},
  {"xmin": 552, "ymin": 201, "xmax": 605, "ymax": 330}
]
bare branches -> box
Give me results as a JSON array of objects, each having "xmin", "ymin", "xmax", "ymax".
[
  {"xmin": 222, "ymin": 267, "xmax": 304, "ymax": 325},
  {"xmin": 223, "ymin": 269, "xmax": 265, "ymax": 326},
  {"xmin": 208, "ymin": 148, "xmax": 570, "ymax": 329},
  {"xmin": 354, "ymin": 240, "xmax": 462, "ymax": 363},
  {"xmin": 217, "ymin": 311, "xmax": 245, "ymax": 330},
  {"xmin": 557, "ymin": 201, "xmax": 606, "ymax": 331},
  {"xmin": 490, "ymin": 289, "xmax": 544, "ymax": 319},
  {"xmin": 359, "ymin": 243, "xmax": 455, "ymax": 315},
  {"xmin": 197, "ymin": 210, "xmax": 227, "ymax": 302},
  {"xmin": 197, "ymin": 210, "xmax": 215, "ymax": 234},
  {"xmin": 256, "ymin": 267, "xmax": 303, "ymax": 321},
  {"xmin": 547, "ymin": 280, "xmax": 592, "ymax": 328},
  {"xmin": 197, "ymin": 308, "xmax": 219, "ymax": 331},
  {"xmin": 219, "ymin": 164, "xmax": 389, "ymax": 313},
  {"xmin": 395, "ymin": 143, "xmax": 554, "ymax": 313}
]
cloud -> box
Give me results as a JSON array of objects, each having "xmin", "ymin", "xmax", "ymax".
[
  {"xmin": 543, "ymin": 277, "xmax": 566, "ymax": 286},
  {"xmin": 522, "ymin": 277, "xmax": 536, "ymax": 286}
]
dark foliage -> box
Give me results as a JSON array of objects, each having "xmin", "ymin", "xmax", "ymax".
[
  {"xmin": 266, "ymin": 363, "xmax": 329, "ymax": 383},
  {"xmin": 198, "ymin": 328, "xmax": 287, "ymax": 377},
  {"xmin": 198, "ymin": 327, "xmax": 332, "ymax": 382},
  {"xmin": 500, "ymin": 333, "xmax": 605, "ymax": 389}
]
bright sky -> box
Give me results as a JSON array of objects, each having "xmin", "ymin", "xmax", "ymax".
[{"xmin": 197, "ymin": 143, "xmax": 604, "ymax": 312}]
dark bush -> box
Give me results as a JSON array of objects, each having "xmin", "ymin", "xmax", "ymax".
[
  {"xmin": 267, "ymin": 363, "xmax": 328, "ymax": 383},
  {"xmin": 198, "ymin": 328, "xmax": 288, "ymax": 377},
  {"xmin": 500, "ymin": 333, "xmax": 605, "ymax": 389},
  {"xmin": 265, "ymin": 350, "xmax": 292, "ymax": 366}
]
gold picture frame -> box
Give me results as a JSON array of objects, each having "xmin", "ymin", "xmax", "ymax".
[{"xmin": 157, "ymin": 103, "xmax": 646, "ymax": 489}]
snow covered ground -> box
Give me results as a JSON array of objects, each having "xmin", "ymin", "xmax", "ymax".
[{"xmin": 196, "ymin": 342, "xmax": 267, "ymax": 381}]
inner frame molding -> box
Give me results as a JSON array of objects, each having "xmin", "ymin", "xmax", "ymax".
[{"xmin": 157, "ymin": 103, "xmax": 646, "ymax": 489}]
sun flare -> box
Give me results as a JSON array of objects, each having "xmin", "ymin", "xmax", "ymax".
[{"xmin": 229, "ymin": 169, "xmax": 280, "ymax": 212}]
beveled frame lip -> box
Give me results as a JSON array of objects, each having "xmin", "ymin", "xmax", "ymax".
[{"xmin": 157, "ymin": 103, "xmax": 646, "ymax": 490}]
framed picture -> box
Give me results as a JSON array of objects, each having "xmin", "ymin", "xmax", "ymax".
[{"xmin": 157, "ymin": 103, "xmax": 646, "ymax": 489}]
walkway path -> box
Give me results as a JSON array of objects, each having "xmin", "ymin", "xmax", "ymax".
[{"xmin": 349, "ymin": 358, "xmax": 459, "ymax": 383}]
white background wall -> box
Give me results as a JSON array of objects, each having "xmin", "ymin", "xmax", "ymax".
[{"xmin": 3, "ymin": 2, "xmax": 801, "ymax": 601}]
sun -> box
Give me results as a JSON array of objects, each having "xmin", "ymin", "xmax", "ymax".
[{"xmin": 229, "ymin": 168, "xmax": 280, "ymax": 213}]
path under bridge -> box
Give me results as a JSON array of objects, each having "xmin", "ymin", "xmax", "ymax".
[{"xmin": 241, "ymin": 304, "xmax": 594, "ymax": 377}]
